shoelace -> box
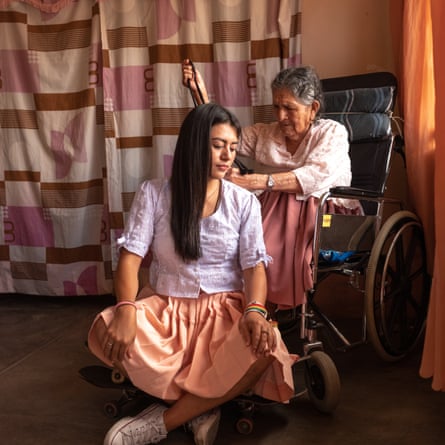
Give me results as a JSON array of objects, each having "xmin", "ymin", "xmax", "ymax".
[
  {"xmin": 188, "ymin": 409, "xmax": 217, "ymax": 432},
  {"xmin": 121, "ymin": 422, "xmax": 164, "ymax": 445}
]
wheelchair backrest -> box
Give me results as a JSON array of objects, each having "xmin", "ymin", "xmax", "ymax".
[{"xmin": 320, "ymin": 72, "xmax": 398, "ymax": 214}]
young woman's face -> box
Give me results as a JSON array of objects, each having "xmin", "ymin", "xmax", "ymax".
[
  {"xmin": 272, "ymin": 88, "xmax": 320, "ymax": 142},
  {"xmin": 209, "ymin": 123, "xmax": 239, "ymax": 178}
]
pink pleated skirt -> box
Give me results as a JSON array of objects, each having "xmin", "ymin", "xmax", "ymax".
[
  {"xmin": 88, "ymin": 291, "xmax": 296, "ymax": 403},
  {"xmin": 259, "ymin": 192, "xmax": 361, "ymax": 309}
]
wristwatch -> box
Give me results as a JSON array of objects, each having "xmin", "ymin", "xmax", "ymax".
[{"xmin": 267, "ymin": 174, "xmax": 275, "ymax": 190}]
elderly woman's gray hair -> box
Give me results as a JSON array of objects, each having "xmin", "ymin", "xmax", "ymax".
[{"xmin": 271, "ymin": 65, "xmax": 324, "ymax": 113}]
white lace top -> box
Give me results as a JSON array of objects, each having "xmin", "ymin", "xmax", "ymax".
[
  {"xmin": 117, "ymin": 178, "xmax": 270, "ymax": 298},
  {"xmin": 240, "ymin": 119, "xmax": 352, "ymax": 201}
]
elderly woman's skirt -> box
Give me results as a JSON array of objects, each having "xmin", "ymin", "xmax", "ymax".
[
  {"xmin": 259, "ymin": 192, "xmax": 361, "ymax": 309},
  {"xmin": 88, "ymin": 291, "xmax": 296, "ymax": 403}
]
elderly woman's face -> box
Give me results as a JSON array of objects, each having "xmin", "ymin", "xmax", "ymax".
[{"xmin": 272, "ymin": 88, "xmax": 319, "ymax": 142}]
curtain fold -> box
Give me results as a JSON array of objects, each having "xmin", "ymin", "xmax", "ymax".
[
  {"xmin": 0, "ymin": 0, "xmax": 301, "ymax": 296},
  {"xmin": 0, "ymin": 0, "xmax": 78, "ymax": 13},
  {"xmin": 417, "ymin": 0, "xmax": 445, "ymax": 391},
  {"xmin": 394, "ymin": 0, "xmax": 445, "ymax": 390}
]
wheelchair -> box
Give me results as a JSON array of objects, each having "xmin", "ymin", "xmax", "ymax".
[{"xmin": 278, "ymin": 71, "xmax": 431, "ymax": 363}]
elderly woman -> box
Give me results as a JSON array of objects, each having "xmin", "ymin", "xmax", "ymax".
[{"xmin": 182, "ymin": 61, "xmax": 357, "ymax": 311}]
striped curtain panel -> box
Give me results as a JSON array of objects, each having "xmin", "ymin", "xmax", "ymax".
[{"xmin": 0, "ymin": 0, "xmax": 301, "ymax": 296}]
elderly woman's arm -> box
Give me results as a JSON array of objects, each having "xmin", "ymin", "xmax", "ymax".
[
  {"xmin": 182, "ymin": 59, "xmax": 210, "ymax": 105},
  {"xmin": 227, "ymin": 120, "xmax": 350, "ymax": 195},
  {"xmin": 225, "ymin": 169, "xmax": 303, "ymax": 194}
]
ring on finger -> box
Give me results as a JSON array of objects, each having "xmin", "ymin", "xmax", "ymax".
[{"xmin": 107, "ymin": 342, "xmax": 113, "ymax": 347}]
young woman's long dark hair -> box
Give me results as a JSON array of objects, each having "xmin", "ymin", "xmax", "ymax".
[{"xmin": 170, "ymin": 103, "xmax": 241, "ymax": 261}]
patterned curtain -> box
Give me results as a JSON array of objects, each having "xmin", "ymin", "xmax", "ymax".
[{"xmin": 0, "ymin": 0, "xmax": 301, "ymax": 296}]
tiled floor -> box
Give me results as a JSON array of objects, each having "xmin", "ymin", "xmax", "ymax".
[{"xmin": 1, "ymin": 292, "xmax": 444, "ymax": 445}]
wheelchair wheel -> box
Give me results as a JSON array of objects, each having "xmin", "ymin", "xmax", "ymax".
[
  {"xmin": 304, "ymin": 350, "xmax": 341, "ymax": 413},
  {"xmin": 365, "ymin": 211, "xmax": 430, "ymax": 361},
  {"xmin": 103, "ymin": 400, "xmax": 120, "ymax": 419}
]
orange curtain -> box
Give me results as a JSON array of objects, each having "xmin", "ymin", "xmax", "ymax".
[
  {"xmin": 419, "ymin": 0, "xmax": 445, "ymax": 391},
  {"xmin": 394, "ymin": 0, "xmax": 445, "ymax": 390}
]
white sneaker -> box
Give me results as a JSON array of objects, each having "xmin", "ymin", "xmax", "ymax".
[
  {"xmin": 187, "ymin": 408, "xmax": 221, "ymax": 445},
  {"xmin": 103, "ymin": 403, "xmax": 167, "ymax": 445}
]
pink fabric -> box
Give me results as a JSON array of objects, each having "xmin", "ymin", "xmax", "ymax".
[
  {"xmin": 88, "ymin": 292, "xmax": 297, "ymax": 403},
  {"xmin": 260, "ymin": 193, "xmax": 318, "ymax": 308},
  {"xmin": 0, "ymin": 0, "xmax": 83, "ymax": 13},
  {"xmin": 260, "ymin": 192, "xmax": 361, "ymax": 309}
]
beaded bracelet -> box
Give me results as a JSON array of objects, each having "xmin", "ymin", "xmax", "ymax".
[
  {"xmin": 115, "ymin": 300, "xmax": 137, "ymax": 310},
  {"xmin": 244, "ymin": 300, "xmax": 268, "ymax": 319}
]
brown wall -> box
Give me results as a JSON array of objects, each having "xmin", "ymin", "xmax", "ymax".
[
  {"xmin": 301, "ymin": 0, "xmax": 407, "ymax": 209},
  {"xmin": 301, "ymin": 0, "xmax": 395, "ymax": 78},
  {"xmin": 299, "ymin": 0, "xmax": 407, "ymax": 313}
]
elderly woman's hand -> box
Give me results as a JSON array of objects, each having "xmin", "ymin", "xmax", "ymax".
[
  {"xmin": 182, "ymin": 59, "xmax": 196, "ymax": 89},
  {"xmin": 239, "ymin": 311, "xmax": 277, "ymax": 357},
  {"xmin": 181, "ymin": 59, "xmax": 208, "ymax": 104},
  {"xmin": 225, "ymin": 168, "xmax": 267, "ymax": 192},
  {"xmin": 224, "ymin": 166, "xmax": 241, "ymax": 181}
]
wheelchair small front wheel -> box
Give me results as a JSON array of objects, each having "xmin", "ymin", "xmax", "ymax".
[
  {"xmin": 103, "ymin": 400, "xmax": 120, "ymax": 418},
  {"xmin": 365, "ymin": 211, "xmax": 430, "ymax": 361},
  {"xmin": 236, "ymin": 417, "xmax": 254, "ymax": 435},
  {"xmin": 304, "ymin": 350, "xmax": 341, "ymax": 414}
]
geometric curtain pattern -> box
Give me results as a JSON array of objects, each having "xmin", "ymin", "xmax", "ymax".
[{"xmin": 0, "ymin": 0, "xmax": 301, "ymax": 296}]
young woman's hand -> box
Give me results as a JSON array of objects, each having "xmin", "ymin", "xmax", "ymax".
[
  {"xmin": 239, "ymin": 311, "xmax": 277, "ymax": 357},
  {"xmin": 102, "ymin": 305, "xmax": 137, "ymax": 364}
]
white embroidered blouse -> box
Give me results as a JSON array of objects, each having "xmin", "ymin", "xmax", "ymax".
[
  {"xmin": 240, "ymin": 119, "xmax": 352, "ymax": 201},
  {"xmin": 117, "ymin": 178, "xmax": 270, "ymax": 298}
]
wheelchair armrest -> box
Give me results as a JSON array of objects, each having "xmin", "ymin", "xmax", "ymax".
[{"xmin": 329, "ymin": 186, "xmax": 383, "ymax": 199}]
